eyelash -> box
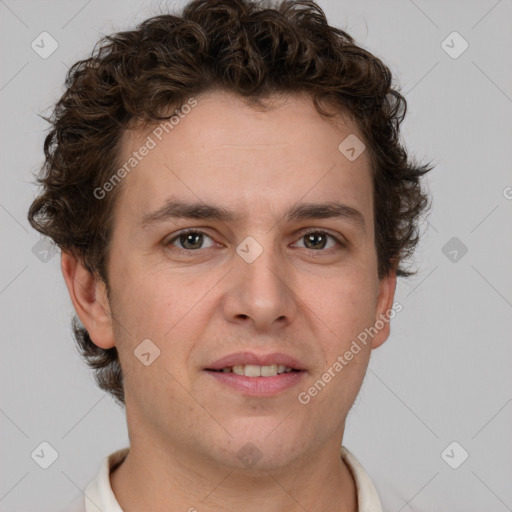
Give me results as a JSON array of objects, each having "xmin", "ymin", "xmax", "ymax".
[{"xmin": 165, "ymin": 228, "xmax": 345, "ymax": 253}]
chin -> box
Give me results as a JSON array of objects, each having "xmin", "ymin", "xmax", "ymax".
[{"xmin": 208, "ymin": 421, "xmax": 308, "ymax": 471}]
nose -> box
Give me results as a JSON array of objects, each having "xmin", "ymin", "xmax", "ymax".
[{"xmin": 221, "ymin": 238, "xmax": 298, "ymax": 332}]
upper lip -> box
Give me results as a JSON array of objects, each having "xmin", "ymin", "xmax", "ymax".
[{"xmin": 206, "ymin": 352, "xmax": 306, "ymax": 371}]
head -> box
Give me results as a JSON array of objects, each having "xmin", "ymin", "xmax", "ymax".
[{"xmin": 28, "ymin": 0, "xmax": 432, "ymax": 469}]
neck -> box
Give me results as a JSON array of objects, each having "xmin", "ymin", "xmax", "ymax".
[{"xmin": 110, "ymin": 436, "xmax": 358, "ymax": 512}]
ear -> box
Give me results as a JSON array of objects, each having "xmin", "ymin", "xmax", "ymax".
[
  {"xmin": 61, "ymin": 251, "xmax": 115, "ymax": 349},
  {"xmin": 371, "ymin": 270, "xmax": 398, "ymax": 350}
]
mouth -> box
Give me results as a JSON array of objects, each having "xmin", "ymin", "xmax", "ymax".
[
  {"xmin": 208, "ymin": 364, "xmax": 298, "ymax": 377},
  {"xmin": 204, "ymin": 352, "xmax": 307, "ymax": 396}
]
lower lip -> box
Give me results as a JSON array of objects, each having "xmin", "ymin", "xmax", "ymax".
[{"xmin": 205, "ymin": 370, "xmax": 305, "ymax": 396}]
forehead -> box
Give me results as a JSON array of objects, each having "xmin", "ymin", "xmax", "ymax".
[{"xmin": 113, "ymin": 90, "xmax": 373, "ymax": 231}]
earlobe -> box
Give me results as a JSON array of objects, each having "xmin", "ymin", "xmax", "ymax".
[
  {"xmin": 60, "ymin": 251, "xmax": 115, "ymax": 349},
  {"xmin": 371, "ymin": 270, "xmax": 397, "ymax": 350}
]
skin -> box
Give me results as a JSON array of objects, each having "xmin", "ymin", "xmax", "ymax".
[{"xmin": 61, "ymin": 89, "xmax": 396, "ymax": 512}]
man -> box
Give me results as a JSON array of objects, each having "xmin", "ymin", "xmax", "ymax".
[{"xmin": 28, "ymin": 0, "xmax": 433, "ymax": 510}]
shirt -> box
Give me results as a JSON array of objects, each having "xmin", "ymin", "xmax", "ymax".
[{"xmin": 60, "ymin": 445, "xmax": 383, "ymax": 512}]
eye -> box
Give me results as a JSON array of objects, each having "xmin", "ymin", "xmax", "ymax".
[
  {"xmin": 293, "ymin": 229, "xmax": 344, "ymax": 251},
  {"xmin": 165, "ymin": 228, "xmax": 345, "ymax": 253},
  {"xmin": 166, "ymin": 229, "xmax": 217, "ymax": 251}
]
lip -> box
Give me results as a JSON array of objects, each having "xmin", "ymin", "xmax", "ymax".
[
  {"xmin": 206, "ymin": 370, "xmax": 305, "ymax": 396},
  {"xmin": 204, "ymin": 351, "xmax": 307, "ymax": 397},
  {"xmin": 205, "ymin": 351, "xmax": 306, "ymax": 371}
]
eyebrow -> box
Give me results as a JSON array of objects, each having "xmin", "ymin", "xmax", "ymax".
[{"xmin": 139, "ymin": 199, "xmax": 366, "ymax": 232}]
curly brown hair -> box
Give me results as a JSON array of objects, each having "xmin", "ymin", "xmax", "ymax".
[{"xmin": 27, "ymin": 0, "xmax": 434, "ymax": 406}]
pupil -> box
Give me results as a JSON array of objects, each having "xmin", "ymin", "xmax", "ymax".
[
  {"xmin": 305, "ymin": 233, "xmax": 326, "ymax": 249},
  {"xmin": 182, "ymin": 233, "xmax": 202, "ymax": 249}
]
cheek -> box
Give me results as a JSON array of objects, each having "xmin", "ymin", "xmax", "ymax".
[
  {"xmin": 305, "ymin": 271, "xmax": 378, "ymax": 340},
  {"xmin": 111, "ymin": 275, "xmax": 201, "ymax": 408},
  {"xmin": 112, "ymin": 268, "xmax": 210, "ymax": 369},
  {"xmin": 112, "ymin": 254, "xmax": 181, "ymax": 327}
]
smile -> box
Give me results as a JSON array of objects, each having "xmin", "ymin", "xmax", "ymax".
[{"xmin": 213, "ymin": 364, "xmax": 295, "ymax": 377}]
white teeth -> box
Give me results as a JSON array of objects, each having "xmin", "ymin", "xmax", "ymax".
[
  {"xmin": 232, "ymin": 365, "xmax": 245, "ymax": 376},
  {"xmin": 261, "ymin": 365, "xmax": 278, "ymax": 377},
  {"xmin": 244, "ymin": 364, "xmax": 262, "ymax": 377},
  {"xmin": 224, "ymin": 365, "xmax": 293, "ymax": 377}
]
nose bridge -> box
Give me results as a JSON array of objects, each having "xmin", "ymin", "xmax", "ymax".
[
  {"xmin": 238, "ymin": 231, "xmax": 286, "ymax": 296},
  {"xmin": 227, "ymin": 231, "xmax": 296, "ymax": 327}
]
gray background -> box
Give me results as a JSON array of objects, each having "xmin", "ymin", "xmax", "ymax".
[{"xmin": 1, "ymin": 0, "xmax": 511, "ymax": 511}]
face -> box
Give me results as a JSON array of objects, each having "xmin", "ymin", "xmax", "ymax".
[{"xmin": 73, "ymin": 90, "xmax": 396, "ymax": 470}]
